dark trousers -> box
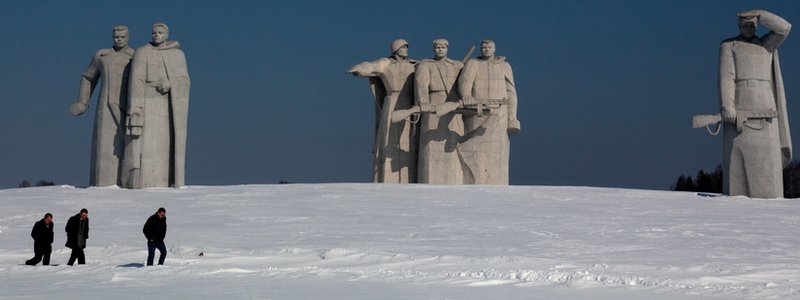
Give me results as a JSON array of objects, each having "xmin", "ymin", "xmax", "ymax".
[
  {"xmin": 67, "ymin": 248, "xmax": 85, "ymax": 265},
  {"xmin": 147, "ymin": 240, "xmax": 167, "ymax": 265},
  {"xmin": 26, "ymin": 251, "xmax": 50, "ymax": 266}
]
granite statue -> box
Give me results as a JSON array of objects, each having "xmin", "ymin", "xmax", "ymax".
[
  {"xmin": 717, "ymin": 10, "xmax": 792, "ymax": 198},
  {"xmin": 347, "ymin": 39, "xmax": 418, "ymax": 183},
  {"xmin": 69, "ymin": 25, "xmax": 134, "ymax": 187},
  {"xmin": 122, "ymin": 23, "xmax": 191, "ymax": 188},
  {"xmin": 457, "ymin": 40, "xmax": 520, "ymax": 185},
  {"xmin": 413, "ymin": 39, "xmax": 466, "ymax": 184}
]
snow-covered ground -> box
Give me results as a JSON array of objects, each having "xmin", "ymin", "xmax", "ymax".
[{"xmin": 1, "ymin": 184, "xmax": 798, "ymax": 299}]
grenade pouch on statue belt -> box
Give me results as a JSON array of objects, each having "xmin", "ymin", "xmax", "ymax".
[{"xmin": 127, "ymin": 114, "xmax": 144, "ymax": 137}]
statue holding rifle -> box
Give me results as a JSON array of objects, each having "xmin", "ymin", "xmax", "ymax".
[
  {"xmin": 694, "ymin": 10, "xmax": 792, "ymax": 198},
  {"xmin": 413, "ymin": 39, "xmax": 466, "ymax": 184},
  {"xmin": 456, "ymin": 40, "xmax": 520, "ymax": 185}
]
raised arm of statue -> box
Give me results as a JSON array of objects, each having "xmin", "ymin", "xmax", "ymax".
[
  {"xmin": 740, "ymin": 10, "xmax": 792, "ymax": 51},
  {"xmin": 745, "ymin": 10, "xmax": 792, "ymax": 35},
  {"xmin": 718, "ymin": 41, "xmax": 736, "ymax": 123},
  {"xmin": 70, "ymin": 52, "xmax": 102, "ymax": 116}
]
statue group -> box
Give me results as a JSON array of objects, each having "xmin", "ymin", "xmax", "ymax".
[
  {"xmin": 70, "ymin": 23, "xmax": 190, "ymax": 189},
  {"xmin": 69, "ymin": 10, "xmax": 794, "ymax": 198},
  {"xmin": 348, "ymin": 39, "xmax": 520, "ymax": 185}
]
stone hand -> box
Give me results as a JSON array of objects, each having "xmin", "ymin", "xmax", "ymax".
[
  {"xmin": 157, "ymin": 79, "xmax": 171, "ymax": 94},
  {"xmin": 462, "ymin": 96, "xmax": 477, "ymax": 106},
  {"xmin": 346, "ymin": 69, "xmax": 361, "ymax": 76},
  {"xmin": 721, "ymin": 106, "xmax": 736, "ymax": 123},
  {"xmin": 419, "ymin": 102, "xmax": 432, "ymax": 113},
  {"xmin": 508, "ymin": 118, "xmax": 521, "ymax": 134},
  {"xmin": 70, "ymin": 102, "xmax": 88, "ymax": 116}
]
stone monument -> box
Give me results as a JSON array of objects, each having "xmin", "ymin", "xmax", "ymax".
[
  {"xmin": 121, "ymin": 23, "xmax": 191, "ymax": 188},
  {"xmin": 69, "ymin": 25, "xmax": 134, "ymax": 187},
  {"xmin": 718, "ymin": 10, "xmax": 792, "ymax": 198},
  {"xmin": 347, "ymin": 39, "xmax": 418, "ymax": 183},
  {"xmin": 414, "ymin": 39, "xmax": 465, "ymax": 184},
  {"xmin": 457, "ymin": 40, "xmax": 520, "ymax": 185}
]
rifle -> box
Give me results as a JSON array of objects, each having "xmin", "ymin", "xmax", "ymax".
[
  {"xmin": 692, "ymin": 110, "xmax": 779, "ymax": 135},
  {"xmin": 391, "ymin": 98, "xmax": 509, "ymax": 123},
  {"xmin": 462, "ymin": 45, "xmax": 475, "ymax": 63},
  {"xmin": 391, "ymin": 46, "xmax": 476, "ymax": 123}
]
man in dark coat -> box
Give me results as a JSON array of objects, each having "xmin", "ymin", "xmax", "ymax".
[
  {"xmin": 26, "ymin": 213, "xmax": 54, "ymax": 266},
  {"xmin": 65, "ymin": 208, "xmax": 89, "ymax": 265},
  {"xmin": 143, "ymin": 207, "xmax": 167, "ymax": 265}
]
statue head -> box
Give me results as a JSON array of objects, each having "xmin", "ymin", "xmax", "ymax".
[
  {"xmin": 391, "ymin": 39, "xmax": 409, "ymax": 58},
  {"xmin": 480, "ymin": 40, "xmax": 496, "ymax": 59},
  {"xmin": 112, "ymin": 25, "xmax": 129, "ymax": 49},
  {"xmin": 151, "ymin": 22, "xmax": 170, "ymax": 46},
  {"xmin": 738, "ymin": 16, "xmax": 757, "ymax": 39},
  {"xmin": 432, "ymin": 38, "xmax": 448, "ymax": 60}
]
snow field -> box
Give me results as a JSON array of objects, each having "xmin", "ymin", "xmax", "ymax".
[{"xmin": 1, "ymin": 184, "xmax": 798, "ymax": 299}]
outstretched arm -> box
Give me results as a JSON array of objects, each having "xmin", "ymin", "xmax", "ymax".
[
  {"xmin": 347, "ymin": 59, "xmax": 389, "ymax": 77},
  {"xmin": 70, "ymin": 53, "xmax": 102, "ymax": 116}
]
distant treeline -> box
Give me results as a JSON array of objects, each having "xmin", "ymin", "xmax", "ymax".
[
  {"xmin": 672, "ymin": 160, "xmax": 800, "ymax": 198},
  {"xmin": 19, "ymin": 180, "xmax": 55, "ymax": 188}
]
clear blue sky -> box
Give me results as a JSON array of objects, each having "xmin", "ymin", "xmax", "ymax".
[{"xmin": 1, "ymin": 0, "xmax": 799, "ymax": 189}]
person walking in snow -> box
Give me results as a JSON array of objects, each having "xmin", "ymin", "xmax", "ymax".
[
  {"xmin": 65, "ymin": 208, "xmax": 89, "ymax": 265},
  {"xmin": 143, "ymin": 207, "xmax": 167, "ymax": 265},
  {"xmin": 26, "ymin": 213, "xmax": 54, "ymax": 266}
]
